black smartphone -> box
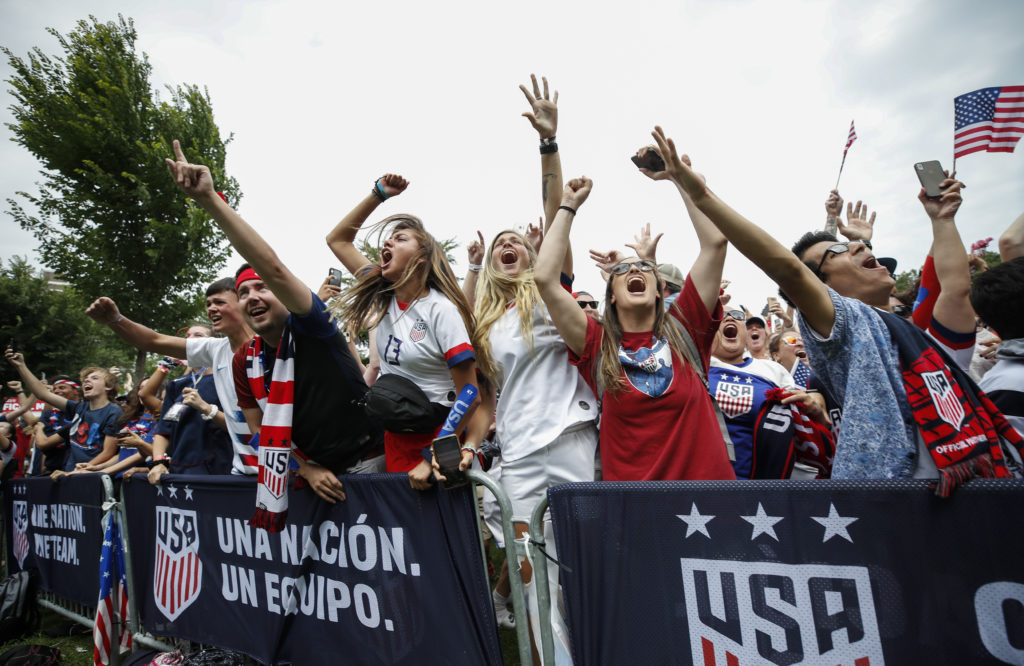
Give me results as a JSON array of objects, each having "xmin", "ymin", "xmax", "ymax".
[
  {"xmin": 914, "ymin": 161, "xmax": 946, "ymax": 198},
  {"xmin": 328, "ymin": 268, "xmax": 344, "ymax": 287},
  {"xmin": 631, "ymin": 149, "xmax": 665, "ymax": 173},
  {"xmin": 6, "ymin": 338, "xmax": 14, "ymax": 353},
  {"xmin": 432, "ymin": 434, "xmax": 468, "ymax": 489}
]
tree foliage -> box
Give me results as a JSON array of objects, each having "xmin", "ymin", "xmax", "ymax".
[
  {"xmin": 3, "ymin": 15, "xmax": 240, "ymax": 374},
  {"xmin": 0, "ymin": 256, "xmax": 135, "ymax": 384}
]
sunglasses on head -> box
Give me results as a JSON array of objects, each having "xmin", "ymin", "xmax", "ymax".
[
  {"xmin": 724, "ymin": 310, "xmax": 747, "ymax": 321},
  {"xmin": 577, "ymin": 300, "xmax": 599, "ymax": 309},
  {"xmin": 781, "ymin": 335, "xmax": 802, "ymax": 345},
  {"xmin": 814, "ymin": 240, "xmax": 872, "ymax": 277},
  {"xmin": 608, "ymin": 259, "xmax": 657, "ymax": 276}
]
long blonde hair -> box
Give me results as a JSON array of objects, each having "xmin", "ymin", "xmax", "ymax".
[
  {"xmin": 336, "ymin": 215, "xmax": 475, "ymax": 339},
  {"xmin": 597, "ymin": 267, "xmax": 699, "ymax": 394},
  {"xmin": 472, "ymin": 230, "xmax": 542, "ymax": 384}
]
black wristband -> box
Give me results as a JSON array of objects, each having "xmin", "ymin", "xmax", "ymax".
[
  {"xmin": 371, "ymin": 179, "xmax": 388, "ymax": 202},
  {"xmin": 539, "ymin": 142, "xmax": 558, "ymax": 155},
  {"xmin": 147, "ymin": 457, "xmax": 170, "ymax": 470},
  {"xmin": 558, "ymin": 205, "xmax": 577, "ymax": 216}
]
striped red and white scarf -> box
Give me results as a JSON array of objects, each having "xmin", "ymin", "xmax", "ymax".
[{"xmin": 245, "ymin": 327, "xmax": 300, "ymax": 532}]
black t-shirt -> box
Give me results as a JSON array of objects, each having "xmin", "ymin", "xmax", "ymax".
[{"xmin": 233, "ymin": 293, "xmax": 382, "ymax": 472}]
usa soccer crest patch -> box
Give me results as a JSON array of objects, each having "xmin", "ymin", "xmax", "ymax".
[{"xmin": 154, "ymin": 506, "xmax": 202, "ymax": 621}]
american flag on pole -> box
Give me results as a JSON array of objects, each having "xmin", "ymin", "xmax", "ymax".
[
  {"xmin": 954, "ymin": 86, "xmax": 1024, "ymax": 158},
  {"xmin": 94, "ymin": 511, "xmax": 131, "ymax": 665},
  {"xmin": 843, "ymin": 120, "xmax": 857, "ymax": 157}
]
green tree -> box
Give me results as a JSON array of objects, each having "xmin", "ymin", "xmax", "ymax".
[
  {"xmin": 0, "ymin": 256, "xmax": 135, "ymax": 385},
  {"xmin": 3, "ymin": 15, "xmax": 240, "ymax": 377}
]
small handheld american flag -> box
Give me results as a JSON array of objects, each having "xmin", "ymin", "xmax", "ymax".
[
  {"xmin": 834, "ymin": 120, "xmax": 857, "ymax": 189},
  {"xmin": 954, "ymin": 86, "xmax": 1024, "ymax": 166}
]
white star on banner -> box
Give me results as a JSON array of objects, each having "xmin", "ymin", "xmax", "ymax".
[
  {"xmin": 677, "ymin": 502, "xmax": 715, "ymax": 539},
  {"xmin": 155, "ymin": 486, "xmax": 163, "ymax": 497},
  {"xmin": 741, "ymin": 503, "xmax": 784, "ymax": 541},
  {"xmin": 811, "ymin": 503, "xmax": 858, "ymax": 543},
  {"xmin": 167, "ymin": 485, "xmax": 178, "ymax": 499},
  {"xmin": 184, "ymin": 486, "xmax": 194, "ymax": 501}
]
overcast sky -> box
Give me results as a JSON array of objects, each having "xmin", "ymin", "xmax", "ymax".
[{"xmin": 2, "ymin": 0, "xmax": 1022, "ymax": 325}]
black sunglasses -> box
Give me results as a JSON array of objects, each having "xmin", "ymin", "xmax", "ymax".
[
  {"xmin": 724, "ymin": 310, "xmax": 747, "ymax": 321},
  {"xmin": 577, "ymin": 300, "xmax": 599, "ymax": 309},
  {"xmin": 814, "ymin": 240, "xmax": 872, "ymax": 277}
]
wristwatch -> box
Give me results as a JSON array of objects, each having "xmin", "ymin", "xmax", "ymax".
[{"xmin": 201, "ymin": 404, "xmax": 219, "ymax": 421}]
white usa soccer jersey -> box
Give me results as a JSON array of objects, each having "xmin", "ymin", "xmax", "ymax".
[{"xmin": 375, "ymin": 288, "xmax": 474, "ymax": 405}]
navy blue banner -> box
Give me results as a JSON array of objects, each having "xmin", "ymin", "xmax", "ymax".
[
  {"xmin": 123, "ymin": 474, "xmax": 502, "ymax": 665},
  {"xmin": 549, "ymin": 480, "xmax": 1024, "ymax": 666},
  {"xmin": 4, "ymin": 475, "xmax": 106, "ymax": 607}
]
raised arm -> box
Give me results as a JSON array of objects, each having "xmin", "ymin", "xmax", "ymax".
[
  {"xmin": 325, "ymin": 174, "xmax": 409, "ymax": 277},
  {"xmin": 462, "ymin": 230, "xmax": 485, "ymax": 308},
  {"xmin": 4, "ymin": 349, "xmax": 66, "ymax": 412},
  {"xmin": 86, "ymin": 297, "xmax": 187, "ymax": 358},
  {"xmin": 838, "ymin": 200, "xmax": 876, "ymax": 243},
  {"xmin": 654, "ymin": 126, "xmax": 837, "ymax": 337},
  {"xmin": 999, "ymin": 210, "xmax": 1024, "ymax": 261},
  {"xmin": 535, "ymin": 179, "xmax": 593, "ymax": 356},
  {"xmin": 919, "ymin": 178, "xmax": 974, "ymax": 333},
  {"xmin": 824, "ymin": 190, "xmax": 843, "ymax": 236},
  {"xmin": 3, "ymin": 382, "xmax": 37, "ymax": 423},
  {"xmin": 640, "ymin": 133, "xmax": 727, "ymax": 314},
  {"xmin": 165, "ymin": 140, "xmax": 313, "ymax": 316},
  {"xmin": 519, "ymin": 74, "xmax": 571, "ymax": 277}
]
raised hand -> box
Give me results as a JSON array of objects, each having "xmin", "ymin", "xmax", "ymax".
[
  {"xmin": 6, "ymin": 380, "xmax": 22, "ymax": 393},
  {"xmin": 839, "ymin": 200, "xmax": 876, "ymax": 242},
  {"xmin": 467, "ymin": 230, "xmax": 486, "ymax": 265},
  {"xmin": 825, "ymin": 190, "xmax": 844, "ymax": 218},
  {"xmin": 525, "ymin": 218, "xmax": 544, "ymax": 252},
  {"xmin": 919, "ymin": 177, "xmax": 964, "ymax": 221},
  {"xmin": 648, "ymin": 126, "xmax": 707, "ymax": 198},
  {"xmin": 561, "ymin": 177, "xmax": 593, "ymax": 210},
  {"xmin": 376, "ymin": 173, "xmax": 409, "ymax": 199},
  {"xmin": 165, "ymin": 139, "xmax": 216, "ymax": 200},
  {"xmin": 86, "ymin": 297, "xmax": 122, "ymax": 325},
  {"xmin": 519, "ymin": 74, "xmax": 558, "ymax": 139},
  {"xmin": 625, "ymin": 223, "xmax": 664, "ymax": 262},
  {"xmin": 589, "ymin": 249, "xmax": 626, "ymax": 273},
  {"xmin": 317, "ymin": 276, "xmax": 342, "ymax": 303},
  {"xmin": 4, "ymin": 348, "xmax": 25, "ymax": 370}
]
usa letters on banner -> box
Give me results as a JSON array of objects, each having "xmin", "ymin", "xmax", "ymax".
[
  {"xmin": 549, "ymin": 480, "xmax": 1024, "ymax": 666},
  {"xmin": 124, "ymin": 474, "xmax": 502, "ymax": 666},
  {"xmin": 4, "ymin": 476, "xmax": 104, "ymax": 608}
]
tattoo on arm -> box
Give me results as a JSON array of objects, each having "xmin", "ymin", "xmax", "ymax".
[
  {"xmin": 542, "ymin": 173, "xmax": 555, "ymax": 203},
  {"xmin": 824, "ymin": 217, "xmax": 839, "ymax": 236}
]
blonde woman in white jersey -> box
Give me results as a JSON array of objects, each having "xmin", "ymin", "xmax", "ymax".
[{"xmin": 469, "ymin": 76, "xmax": 598, "ymax": 655}]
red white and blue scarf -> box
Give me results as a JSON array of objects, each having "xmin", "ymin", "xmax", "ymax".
[{"xmin": 245, "ymin": 328, "xmax": 299, "ymax": 532}]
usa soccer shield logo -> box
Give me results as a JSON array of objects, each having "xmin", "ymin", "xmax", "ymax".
[
  {"xmin": 154, "ymin": 507, "xmax": 202, "ymax": 621},
  {"xmin": 12, "ymin": 500, "xmax": 29, "ymax": 569},
  {"xmin": 922, "ymin": 370, "xmax": 965, "ymax": 430},
  {"xmin": 410, "ymin": 319, "xmax": 427, "ymax": 342},
  {"xmin": 715, "ymin": 381, "xmax": 754, "ymax": 418}
]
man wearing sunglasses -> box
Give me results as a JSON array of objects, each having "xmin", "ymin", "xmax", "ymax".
[
  {"xmin": 573, "ymin": 291, "xmax": 601, "ymax": 321},
  {"xmin": 668, "ymin": 155, "xmax": 1021, "ymax": 488}
]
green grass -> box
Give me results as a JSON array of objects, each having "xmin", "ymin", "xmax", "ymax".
[{"xmin": 0, "ymin": 605, "xmax": 97, "ymax": 665}]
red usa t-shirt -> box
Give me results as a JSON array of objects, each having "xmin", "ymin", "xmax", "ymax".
[{"xmin": 570, "ymin": 277, "xmax": 735, "ymax": 481}]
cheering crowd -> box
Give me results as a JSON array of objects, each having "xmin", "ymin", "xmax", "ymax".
[{"xmin": 3, "ymin": 75, "xmax": 1023, "ymax": 646}]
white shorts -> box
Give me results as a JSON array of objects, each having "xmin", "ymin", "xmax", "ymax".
[{"xmin": 499, "ymin": 421, "xmax": 598, "ymax": 524}]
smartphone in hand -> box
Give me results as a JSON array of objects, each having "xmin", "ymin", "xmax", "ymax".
[
  {"xmin": 632, "ymin": 150, "xmax": 665, "ymax": 173},
  {"xmin": 914, "ymin": 161, "xmax": 946, "ymax": 198},
  {"xmin": 432, "ymin": 434, "xmax": 468, "ymax": 489},
  {"xmin": 328, "ymin": 268, "xmax": 344, "ymax": 287}
]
